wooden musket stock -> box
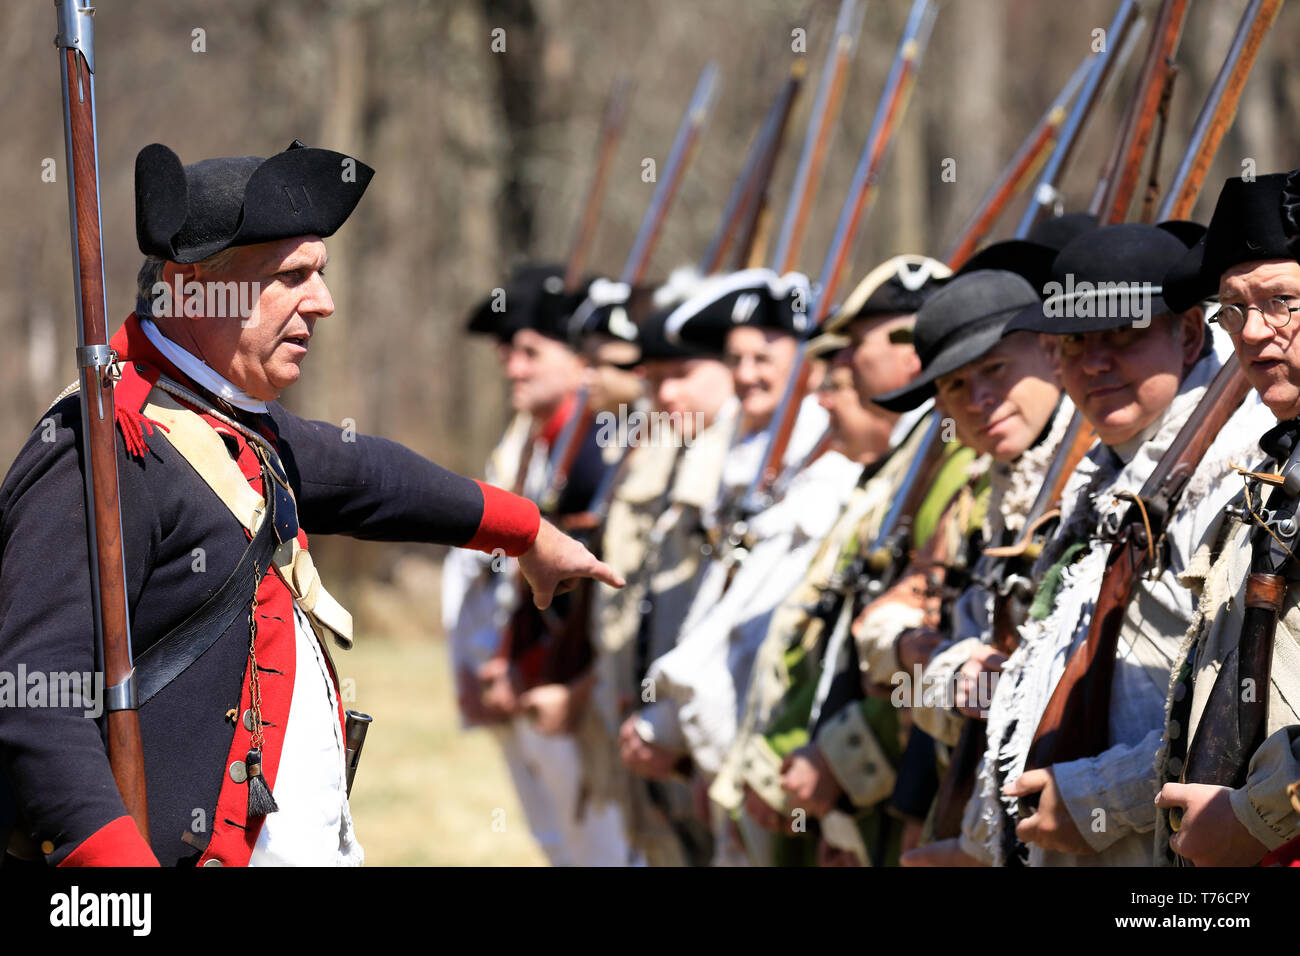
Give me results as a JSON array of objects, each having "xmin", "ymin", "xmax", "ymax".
[{"xmin": 55, "ymin": 0, "xmax": 151, "ymax": 843}]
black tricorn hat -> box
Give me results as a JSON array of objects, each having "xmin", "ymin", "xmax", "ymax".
[
  {"xmin": 1005, "ymin": 222, "xmax": 1205, "ymax": 336},
  {"xmin": 565, "ymin": 280, "xmax": 656, "ymax": 349},
  {"xmin": 465, "ymin": 264, "xmax": 566, "ymax": 341},
  {"xmin": 643, "ymin": 268, "xmax": 811, "ymax": 360},
  {"xmin": 1162, "ymin": 171, "xmax": 1300, "ymax": 313},
  {"xmin": 135, "ymin": 140, "xmax": 374, "ymax": 264},
  {"xmin": 872, "ymin": 270, "xmax": 1040, "ymax": 413},
  {"xmin": 823, "ymin": 255, "xmax": 951, "ymax": 334}
]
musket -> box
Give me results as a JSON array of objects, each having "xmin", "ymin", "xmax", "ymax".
[
  {"xmin": 501, "ymin": 65, "xmax": 721, "ymax": 689},
  {"xmin": 1024, "ymin": 361, "xmax": 1252, "ymax": 772},
  {"xmin": 744, "ymin": 0, "xmax": 940, "ymax": 519},
  {"xmin": 1014, "ymin": 0, "xmax": 1144, "ymax": 236},
  {"xmin": 622, "ymin": 63, "xmax": 720, "ymax": 288},
  {"xmin": 54, "ymin": 0, "xmax": 150, "ymax": 845},
  {"xmin": 730, "ymin": 60, "xmax": 807, "ymax": 272},
  {"xmin": 1154, "ymin": 0, "xmax": 1284, "ymax": 223},
  {"xmin": 563, "ymin": 74, "xmax": 634, "ymax": 292},
  {"xmin": 700, "ymin": 60, "xmax": 806, "ymax": 276},
  {"xmin": 1090, "ymin": 0, "xmax": 1190, "ymax": 224},
  {"xmin": 706, "ymin": 1, "xmax": 863, "ymax": 551},
  {"xmin": 1137, "ymin": 65, "xmax": 1179, "ymax": 224},
  {"xmin": 539, "ymin": 65, "xmax": 721, "ymax": 513},
  {"xmin": 927, "ymin": 409, "xmax": 1096, "ymax": 840},
  {"xmin": 944, "ymin": 52, "xmax": 1094, "ymax": 271},
  {"xmin": 1177, "ymin": 451, "xmax": 1300, "ymax": 804},
  {"xmin": 1023, "ymin": 0, "xmax": 1282, "ymax": 775},
  {"xmin": 768, "ymin": 0, "xmax": 865, "ymax": 276},
  {"xmin": 806, "ymin": 415, "xmax": 948, "ymax": 730}
]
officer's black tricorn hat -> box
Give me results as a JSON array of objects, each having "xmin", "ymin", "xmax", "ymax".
[
  {"xmin": 1162, "ymin": 171, "xmax": 1300, "ymax": 313},
  {"xmin": 1005, "ymin": 222, "xmax": 1206, "ymax": 337},
  {"xmin": 135, "ymin": 140, "xmax": 374, "ymax": 264},
  {"xmin": 872, "ymin": 270, "xmax": 1041, "ymax": 413}
]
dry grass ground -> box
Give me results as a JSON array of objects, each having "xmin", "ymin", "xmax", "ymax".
[{"xmin": 334, "ymin": 558, "xmax": 547, "ymax": 867}]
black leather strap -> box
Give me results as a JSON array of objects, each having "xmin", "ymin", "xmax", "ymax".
[{"xmin": 135, "ymin": 458, "xmax": 280, "ymax": 707}]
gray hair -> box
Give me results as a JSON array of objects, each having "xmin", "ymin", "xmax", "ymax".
[{"xmin": 136, "ymin": 247, "xmax": 243, "ymax": 318}]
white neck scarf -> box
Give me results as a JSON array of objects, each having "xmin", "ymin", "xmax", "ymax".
[{"xmin": 140, "ymin": 318, "xmax": 269, "ymax": 413}]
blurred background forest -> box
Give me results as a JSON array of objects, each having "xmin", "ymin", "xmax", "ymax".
[{"xmin": 3, "ymin": 0, "xmax": 1298, "ymax": 862}]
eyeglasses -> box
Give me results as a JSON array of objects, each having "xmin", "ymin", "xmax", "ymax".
[{"xmin": 1212, "ymin": 296, "xmax": 1300, "ymax": 335}]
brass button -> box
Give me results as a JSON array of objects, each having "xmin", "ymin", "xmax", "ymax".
[
  {"xmin": 229, "ymin": 760, "xmax": 247, "ymax": 783},
  {"xmin": 202, "ymin": 858, "xmax": 224, "ymax": 867},
  {"xmin": 40, "ymin": 840, "xmax": 54, "ymax": 855}
]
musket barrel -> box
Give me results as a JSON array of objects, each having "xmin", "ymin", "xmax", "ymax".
[
  {"xmin": 769, "ymin": 0, "xmax": 864, "ymax": 274},
  {"xmin": 1015, "ymin": 0, "xmax": 1142, "ymax": 237},
  {"xmin": 55, "ymin": 0, "xmax": 151, "ymax": 845},
  {"xmin": 621, "ymin": 63, "xmax": 719, "ymax": 287},
  {"xmin": 1155, "ymin": 0, "xmax": 1284, "ymax": 222}
]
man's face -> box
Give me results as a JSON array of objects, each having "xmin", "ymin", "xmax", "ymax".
[
  {"xmin": 845, "ymin": 312, "xmax": 922, "ymax": 408},
  {"xmin": 170, "ymin": 236, "xmax": 333, "ymax": 401},
  {"xmin": 1049, "ymin": 310, "xmax": 1204, "ymax": 447},
  {"xmin": 1220, "ymin": 259, "xmax": 1300, "ymax": 420},
  {"xmin": 646, "ymin": 356, "xmax": 734, "ymax": 433},
  {"xmin": 725, "ymin": 326, "xmax": 797, "ymax": 429},
  {"xmin": 580, "ymin": 336, "xmax": 644, "ymax": 414},
  {"xmin": 933, "ymin": 332, "xmax": 1061, "ymax": 462},
  {"xmin": 505, "ymin": 327, "xmax": 585, "ymax": 416},
  {"xmin": 817, "ymin": 357, "xmax": 880, "ymax": 461}
]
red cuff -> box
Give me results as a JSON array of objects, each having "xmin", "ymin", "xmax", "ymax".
[
  {"xmin": 1263, "ymin": 834, "xmax": 1300, "ymax": 867},
  {"xmin": 465, "ymin": 480, "xmax": 540, "ymax": 557},
  {"xmin": 58, "ymin": 816, "xmax": 160, "ymax": 867}
]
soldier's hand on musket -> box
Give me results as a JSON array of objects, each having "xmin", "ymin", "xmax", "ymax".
[
  {"xmin": 954, "ymin": 644, "xmax": 1008, "ymax": 719},
  {"xmin": 742, "ymin": 785, "xmax": 787, "ymax": 833},
  {"xmin": 1155, "ymin": 782, "xmax": 1269, "ymax": 866},
  {"xmin": 899, "ymin": 837, "xmax": 985, "ymax": 867},
  {"xmin": 517, "ymin": 518, "xmax": 625, "ymax": 610},
  {"xmin": 617, "ymin": 715, "xmax": 680, "ymax": 779},
  {"xmin": 1006, "ymin": 768, "xmax": 1096, "ymax": 856},
  {"xmin": 779, "ymin": 745, "xmax": 841, "ymax": 818}
]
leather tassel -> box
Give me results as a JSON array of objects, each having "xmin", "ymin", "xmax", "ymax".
[{"xmin": 245, "ymin": 748, "xmax": 279, "ymax": 816}]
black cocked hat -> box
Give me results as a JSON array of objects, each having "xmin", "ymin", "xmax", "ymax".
[
  {"xmin": 1006, "ymin": 222, "xmax": 1205, "ymax": 336},
  {"xmin": 871, "ymin": 270, "xmax": 1040, "ymax": 412},
  {"xmin": 135, "ymin": 140, "xmax": 374, "ymax": 264},
  {"xmin": 1163, "ymin": 171, "xmax": 1300, "ymax": 313}
]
